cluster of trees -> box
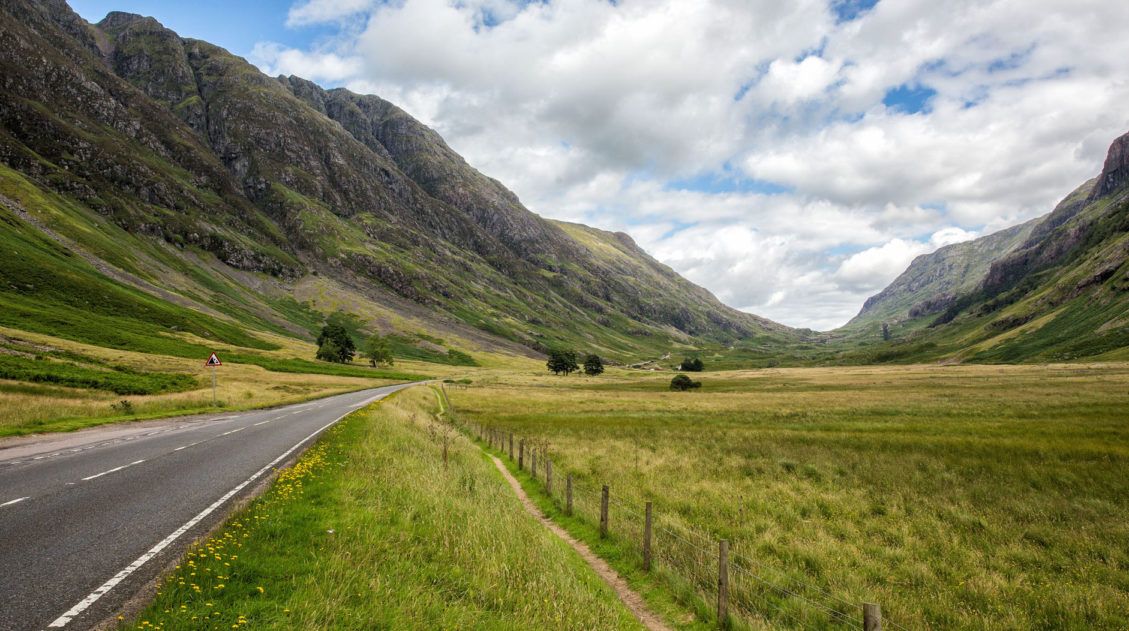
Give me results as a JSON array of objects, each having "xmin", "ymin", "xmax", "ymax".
[
  {"xmin": 546, "ymin": 349, "xmax": 605, "ymax": 376},
  {"xmin": 679, "ymin": 357, "xmax": 704, "ymax": 372},
  {"xmin": 315, "ymin": 321, "xmax": 394, "ymax": 367}
]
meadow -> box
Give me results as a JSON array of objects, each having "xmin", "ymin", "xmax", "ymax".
[
  {"xmin": 450, "ymin": 363, "xmax": 1129, "ymax": 630},
  {"xmin": 0, "ymin": 325, "xmax": 425, "ymax": 436},
  {"xmin": 127, "ymin": 387, "xmax": 642, "ymax": 630}
]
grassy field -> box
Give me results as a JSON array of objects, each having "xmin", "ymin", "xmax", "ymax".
[
  {"xmin": 450, "ymin": 364, "xmax": 1129, "ymax": 630},
  {"xmin": 0, "ymin": 326, "xmax": 427, "ymax": 436},
  {"xmin": 126, "ymin": 387, "xmax": 642, "ymax": 630}
]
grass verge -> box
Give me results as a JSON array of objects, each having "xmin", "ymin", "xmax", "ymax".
[{"xmin": 123, "ymin": 387, "xmax": 643, "ymax": 630}]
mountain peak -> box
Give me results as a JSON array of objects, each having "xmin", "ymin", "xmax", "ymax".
[
  {"xmin": 96, "ymin": 11, "xmax": 164, "ymax": 33},
  {"xmin": 1092, "ymin": 131, "xmax": 1129, "ymax": 200}
]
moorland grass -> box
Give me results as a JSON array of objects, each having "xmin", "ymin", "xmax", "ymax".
[
  {"xmin": 451, "ymin": 364, "xmax": 1129, "ymax": 630},
  {"xmin": 126, "ymin": 388, "xmax": 643, "ymax": 630}
]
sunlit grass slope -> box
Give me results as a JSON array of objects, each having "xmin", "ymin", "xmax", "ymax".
[
  {"xmin": 0, "ymin": 326, "xmax": 423, "ymax": 436},
  {"xmin": 453, "ymin": 364, "xmax": 1129, "ymax": 630},
  {"xmin": 126, "ymin": 387, "xmax": 643, "ymax": 630}
]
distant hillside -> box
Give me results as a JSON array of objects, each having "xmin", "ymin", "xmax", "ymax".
[
  {"xmin": 845, "ymin": 130, "xmax": 1129, "ymax": 363},
  {"xmin": 848, "ymin": 217, "xmax": 1042, "ymax": 329},
  {"xmin": 0, "ymin": 0, "xmax": 791, "ymax": 364}
]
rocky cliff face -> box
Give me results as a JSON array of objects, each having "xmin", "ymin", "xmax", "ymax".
[
  {"xmin": 0, "ymin": 0, "xmax": 788, "ymax": 357},
  {"xmin": 1091, "ymin": 131, "xmax": 1129, "ymax": 201}
]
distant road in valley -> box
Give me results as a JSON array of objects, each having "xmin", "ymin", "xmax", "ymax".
[{"xmin": 0, "ymin": 384, "xmax": 414, "ymax": 631}]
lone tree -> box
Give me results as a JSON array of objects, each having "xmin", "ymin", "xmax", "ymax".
[
  {"xmin": 679, "ymin": 357, "xmax": 704, "ymax": 372},
  {"xmin": 881, "ymin": 322, "xmax": 891, "ymax": 341},
  {"xmin": 670, "ymin": 374, "xmax": 702, "ymax": 391},
  {"xmin": 583, "ymin": 354, "xmax": 605, "ymax": 376},
  {"xmin": 316, "ymin": 323, "xmax": 355, "ymax": 363},
  {"xmin": 362, "ymin": 334, "xmax": 394, "ymax": 367},
  {"xmin": 546, "ymin": 349, "xmax": 579, "ymax": 375}
]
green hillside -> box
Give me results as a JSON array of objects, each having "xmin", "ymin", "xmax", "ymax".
[{"xmin": 0, "ymin": 0, "xmax": 793, "ymax": 380}]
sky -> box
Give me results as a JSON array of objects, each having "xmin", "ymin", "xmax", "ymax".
[{"xmin": 72, "ymin": 0, "xmax": 1129, "ymax": 330}]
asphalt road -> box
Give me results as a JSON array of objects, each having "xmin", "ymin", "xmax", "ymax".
[{"xmin": 0, "ymin": 384, "xmax": 415, "ymax": 631}]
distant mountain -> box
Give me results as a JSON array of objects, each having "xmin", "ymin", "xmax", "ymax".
[
  {"xmin": 848, "ymin": 131, "xmax": 1129, "ymax": 363},
  {"xmin": 0, "ymin": 0, "xmax": 790, "ymax": 362},
  {"xmin": 848, "ymin": 217, "xmax": 1041, "ymax": 328}
]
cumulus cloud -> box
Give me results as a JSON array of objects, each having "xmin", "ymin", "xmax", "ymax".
[{"xmin": 254, "ymin": 0, "xmax": 1129, "ymax": 329}]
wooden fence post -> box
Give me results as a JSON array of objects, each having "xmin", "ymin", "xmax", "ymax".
[
  {"xmin": 531, "ymin": 449, "xmax": 537, "ymax": 478},
  {"xmin": 600, "ymin": 485, "xmax": 609, "ymax": 538},
  {"xmin": 546, "ymin": 459, "xmax": 553, "ymax": 495},
  {"xmin": 519, "ymin": 439, "xmax": 525, "ymax": 470},
  {"xmin": 863, "ymin": 603, "xmax": 882, "ymax": 631},
  {"xmin": 643, "ymin": 501, "xmax": 653, "ymax": 571},
  {"xmin": 718, "ymin": 540, "xmax": 729, "ymax": 629},
  {"xmin": 566, "ymin": 474, "xmax": 573, "ymax": 515},
  {"xmin": 509, "ymin": 433, "xmax": 514, "ymax": 460},
  {"xmin": 443, "ymin": 437, "xmax": 448, "ymax": 470}
]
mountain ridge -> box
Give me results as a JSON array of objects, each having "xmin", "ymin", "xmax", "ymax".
[{"xmin": 0, "ymin": 0, "xmax": 792, "ymax": 364}]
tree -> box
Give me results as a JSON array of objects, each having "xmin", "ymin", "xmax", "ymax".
[
  {"xmin": 679, "ymin": 357, "xmax": 704, "ymax": 372},
  {"xmin": 316, "ymin": 323, "xmax": 355, "ymax": 363},
  {"xmin": 670, "ymin": 374, "xmax": 702, "ymax": 391},
  {"xmin": 881, "ymin": 322, "xmax": 891, "ymax": 341},
  {"xmin": 362, "ymin": 334, "xmax": 394, "ymax": 367},
  {"xmin": 583, "ymin": 354, "xmax": 605, "ymax": 376},
  {"xmin": 546, "ymin": 349, "xmax": 579, "ymax": 375}
]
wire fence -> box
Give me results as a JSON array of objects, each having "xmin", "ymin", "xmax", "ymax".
[{"xmin": 438, "ymin": 384, "xmax": 907, "ymax": 630}]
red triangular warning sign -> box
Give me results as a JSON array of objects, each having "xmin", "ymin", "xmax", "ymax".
[{"xmin": 205, "ymin": 352, "xmax": 222, "ymax": 367}]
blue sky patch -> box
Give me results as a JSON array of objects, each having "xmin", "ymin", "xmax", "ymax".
[
  {"xmin": 883, "ymin": 83, "xmax": 937, "ymax": 114},
  {"xmin": 667, "ymin": 172, "xmax": 792, "ymax": 196},
  {"xmin": 830, "ymin": 0, "xmax": 879, "ymax": 23}
]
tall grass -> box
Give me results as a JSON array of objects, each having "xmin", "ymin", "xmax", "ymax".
[
  {"xmin": 126, "ymin": 388, "xmax": 642, "ymax": 630},
  {"xmin": 453, "ymin": 364, "xmax": 1129, "ymax": 630}
]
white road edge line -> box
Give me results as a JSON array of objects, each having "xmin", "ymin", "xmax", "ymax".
[
  {"xmin": 46, "ymin": 392, "xmax": 390, "ymax": 628},
  {"xmin": 81, "ymin": 460, "xmax": 146, "ymax": 482},
  {"xmin": 1, "ymin": 496, "xmax": 29, "ymax": 507}
]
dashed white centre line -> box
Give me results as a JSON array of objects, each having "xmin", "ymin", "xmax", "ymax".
[
  {"xmin": 219, "ymin": 427, "xmax": 245, "ymax": 436},
  {"xmin": 81, "ymin": 460, "xmax": 145, "ymax": 482},
  {"xmin": 173, "ymin": 441, "xmax": 202, "ymax": 452},
  {"xmin": 1, "ymin": 497, "xmax": 29, "ymax": 507},
  {"xmin": 253, "ymin": 420, "xmax": 271, "ymax": 426}
]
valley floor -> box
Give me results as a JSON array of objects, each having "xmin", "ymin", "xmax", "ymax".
[
  {"xmin": 451, "ymin": 363, "xmax": 1129, "ymax": 629},
  {"xmin": 7, "ymin": 359, "xmax": 1127, "ymax": 629}
]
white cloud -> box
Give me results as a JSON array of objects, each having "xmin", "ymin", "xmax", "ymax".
[
  {"xmin": 286, "ymin": 0, "xmax": 375, "ymax": 27},
  {"xmin": 259, "ymin": 0, "xmax": 1129, "ymax": 330}
]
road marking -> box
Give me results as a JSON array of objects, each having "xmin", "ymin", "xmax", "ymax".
[
  {"xmin": 173, "ymin": 441, "xmax": 202, "ymax": 452},
  {"xmin": 219, "ymin": 427, "xmax": 245, "ymax": 436},
  {"xmin": 253, "ymin": 420, "xmax": 271, "ymax": 426},
  {"xmin": 45, "ymin": 398, "xmax": 376, "ymax": 629},
  {"xmin": 1, "ymin": 497, "xmax": 29, "ymax": 507},
  {"xmin": 81, "ymin": 460, "xmax": 145, "ymax": 482}
]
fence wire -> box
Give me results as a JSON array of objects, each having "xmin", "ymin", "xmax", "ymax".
[{"xmin": 441, "ymin": 402, "xmax": 908, "ymax": 630}]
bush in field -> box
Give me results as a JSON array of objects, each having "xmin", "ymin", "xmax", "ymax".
[
  {"xmin": 670, "ymin": 374, "xmax": 701, "ymax": 391},
  {"xmin": 546, "ymin": 349, "xmax": 579, "ymax": 375},
  {"xmin": 583, "ymin": 354, "xmax": 605, "ymax": 376}
]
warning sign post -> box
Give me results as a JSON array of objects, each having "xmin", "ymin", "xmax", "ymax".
[{"xmin": 205, "ymin": 352, "xmax": 222, "ymax": 406}]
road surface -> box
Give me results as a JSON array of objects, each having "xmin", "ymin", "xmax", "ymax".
[{"xmin": 0, "ymin": 384, "xmax": 414, "ymax": 630}]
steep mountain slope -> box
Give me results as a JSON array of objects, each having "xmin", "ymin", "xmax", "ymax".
[
  {"xmin": 847, "ymin": 217, "xmax": 1041, "ymax": 329},
  {"xmin": 0, "ymin": 0, "xmax": 790, "ymax": 365},
  {"xmin": 846, "ymin": 131, "xmax": 1129, "ymax": 363}
]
